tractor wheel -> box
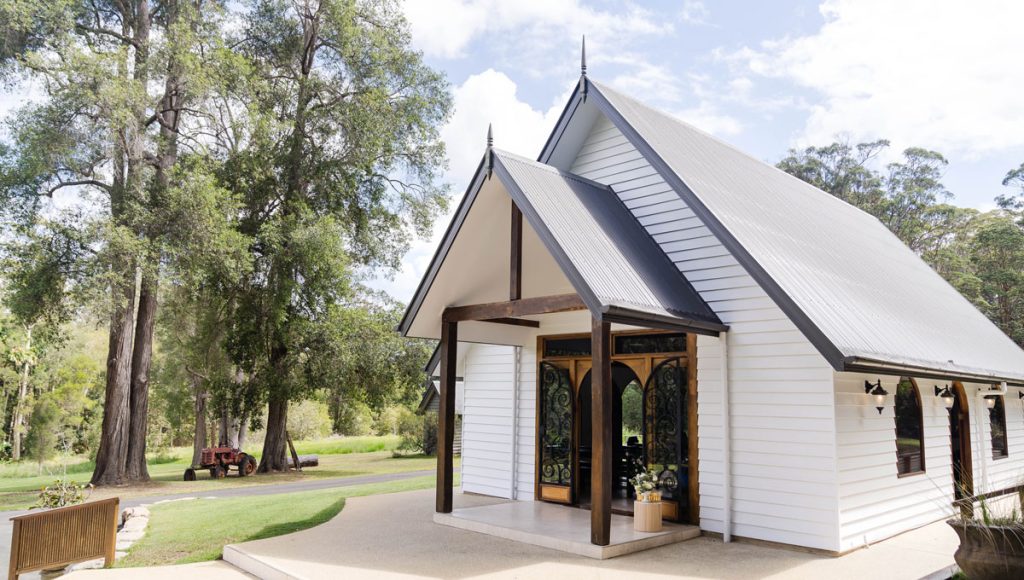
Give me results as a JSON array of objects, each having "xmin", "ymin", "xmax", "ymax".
[
  {"xmin": 238, "ymin": 454, "xmax": 257, "ymax": 477},
  {"xmin": 184, "ymin": 468, "xmax": 196, "ymax": 482},
  {"xmin": 211, "ymin": 465, "xmax": 226, "ymax": 479}
]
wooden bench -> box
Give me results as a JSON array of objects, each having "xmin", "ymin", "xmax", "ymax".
[{"xmin": 8, "ymin": 498, "xmax": 119, "ymax": 579}]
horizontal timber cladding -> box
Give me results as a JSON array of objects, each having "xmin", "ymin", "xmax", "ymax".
[
  {"xmin": 834, "ymin": 373, "xmax": 1024, "ymax": 551},
  {"xmin": 460, "ymin": 344, "xmax": 518, "ymax": 498},
  {"xmin": 569, "ymin": 114, "xmax": 841, "ymax": 551}
]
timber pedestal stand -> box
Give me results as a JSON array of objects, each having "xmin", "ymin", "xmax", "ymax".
[{"xmin": 633, "ymin": 500, "xmax": 663, "ymax": 533}]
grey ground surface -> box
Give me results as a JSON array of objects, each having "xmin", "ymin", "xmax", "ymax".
[{"xmin": 2, "ymin": 468, "xmax": 433, "ymax": 579}]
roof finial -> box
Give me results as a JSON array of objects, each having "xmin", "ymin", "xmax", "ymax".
[
  {"xmin": 581, "ymin": 35, "xmax": 587, "ymax": 77},
  {"xmin": 486, "ymin": 123, "xmax": 494, "ymax": 179}
]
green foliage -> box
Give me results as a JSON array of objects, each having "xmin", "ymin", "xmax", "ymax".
[
  {"xmin": 287, "ymin": 399, "xmax": 332, "ymax": 440},
  {"xmin": 24, "ymin": 396, "xmax": 58, "ymax": 463},
  {"xmin": 334, "ymin": 399, "xmax": 375, "ymax": 436},
  {"xmin": 373, "ymin": 405, "xmax": 405, "ymax": 436},
  {"xmin": 621, "ymin": 381, "xmax": 643, "ymax": 438},
  {"xmin": 397, "ymin": 409, "xmax": 435, "ymax": 456}
]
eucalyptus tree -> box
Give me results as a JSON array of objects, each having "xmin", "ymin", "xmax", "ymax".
[
  {"xmin": 0, "ymin": 0, "xmax": 241, "ymax": 483},
  {"xmin": 223, "ymin": 0, "xmax": 451, "ymax": 472}
]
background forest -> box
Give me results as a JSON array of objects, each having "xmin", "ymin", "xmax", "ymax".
[{"xmin": 0, "ymin": 1, "xmax": 1020, "ymax": 487}]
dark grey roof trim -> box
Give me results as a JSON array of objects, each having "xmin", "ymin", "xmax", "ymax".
[
  {"xmin": 397, "ymin": 154, "xmax": 489, "ymax": 336},
  {"xmin": 601, "ymin": 306, "xmax": 723, "ymax": 336},
  {"xmin": 844, "ymin": 357, "xmax": 1020, "ymax": 387},
  {"xmin": 583, "ymin": 80, "xmax": 847, "ymax": 370},
  {"xmin": 492, "ymin": 152, "xmax": 725, "ymax": 332},
  {"xmin": 537, "ymin": 78, "xmax": 584, "ymax": 163},
  {"xmin": 423, "ymin": 343, "xmax": 441, "ymax": 373},
  {"xmin": 490, "ymin": 155, "xmax": 604, "ymax": 316}
]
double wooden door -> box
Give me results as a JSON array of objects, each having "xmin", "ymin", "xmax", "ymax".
[{"xmin": 535, "ymin": 333, "xmax": 697, "ymax": 523}]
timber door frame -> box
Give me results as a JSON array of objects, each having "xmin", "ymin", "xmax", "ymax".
[
  {"xmin": 534, "ymin": 330, "xmax": 700, "ymax": 524},
  {"xmin": 950, "ymin": 381, "xmax": 974, "ymax": 509}
]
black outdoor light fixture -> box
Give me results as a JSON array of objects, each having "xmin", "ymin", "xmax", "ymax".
[
  {"xmin": 865, "ymin": 380, "xmax": 888, "ymax": 414},
  {"xmin": 984, "ymin": 395, "xmax": 997, "ymax": 409},
  {"xmin": 935, "ymin": 384, "xmax": 955, "ymax": 410}
]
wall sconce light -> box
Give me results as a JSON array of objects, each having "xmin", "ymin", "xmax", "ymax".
[
  {"xmin": 934, "ymin": 384, "xmax": 955, "ymax": 409},
  {"xmin": 1018, "ymin": 391, "xmax": 1023, "ymax": 400},
  {"xmin": 865, "ymin": 380, "xmax": 888, "ymax": 414},
  {"xmin": 984, "ymin": 396, "xmax": 997, "ymax": 409}
]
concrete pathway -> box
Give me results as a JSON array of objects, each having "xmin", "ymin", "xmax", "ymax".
[
  {"xmin": 4, "ymin": 469, "xmax": 431, "ymax": 579},
  {"xmin": 219, "ymin": 488, "xmax": 957, "ymax": 580}
]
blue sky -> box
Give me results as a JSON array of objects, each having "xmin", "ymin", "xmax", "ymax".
[{"xmin": 373, "ymin": 0, "xmax": 1024, "ymax": 302}]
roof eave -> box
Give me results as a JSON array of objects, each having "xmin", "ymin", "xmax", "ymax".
[{"xmin": 842, "ymin": 356, "xmax": 1024, "ymax": 387}]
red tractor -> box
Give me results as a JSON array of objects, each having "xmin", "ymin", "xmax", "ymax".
[{"xmin": 183, "ymin": 446, "xmax": 258, "ymax": 481}]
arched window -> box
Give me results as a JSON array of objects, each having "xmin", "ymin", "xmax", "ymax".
[
  {"xmin": 895, "ymin": 378, "xmax": 925, "ymax": 476},
  {"xmin": 989, "ymin": 395, "xmax": 1009, "ymax": 460}
]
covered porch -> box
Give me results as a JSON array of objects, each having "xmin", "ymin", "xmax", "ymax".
[
  {"xmin": 397, "ymin": 147, "xmax": 728, "ymax": 549},
  {"xmin": 434, "ymin": 498, "xmax": 701, "ymax": 559}
]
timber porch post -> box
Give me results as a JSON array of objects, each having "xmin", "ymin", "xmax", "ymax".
[
  {"xmin": 437, "ymin": 319, "xmax": 458, "ymax": 513},
  {"xmin": 590, "ymin": 316, "xmax": 612, "ymax": 545}
]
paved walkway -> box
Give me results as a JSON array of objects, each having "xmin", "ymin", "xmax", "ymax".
[
  {"xmin": 218, "ymin": 488, "xmax": 957, "ymax": 580},
  {"xmin": 4, "ymin": 469, "xmax": 432, "ymax": 579}
]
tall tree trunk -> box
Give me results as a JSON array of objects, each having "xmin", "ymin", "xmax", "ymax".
[
  {"xmin": 258, "ymin": 397, "xmax": 289, "ymax": 472},
  {"xmin": 126, "ymin": 276, "xmax": 157, "ymax": 481},
  {"xmin": 91, "ymin": 268, "xmax": 137, "ymax": 485},
  {"xmin": 236, "ymin": 410, "xmax": 249, "ymax": 450},
  {"xmin": 10, "ymin": 325, "xmax": 32, "ymax": 461},
  {"xmin": 191, "ymin": 378, "xmax": 207, "ymax": 468}
]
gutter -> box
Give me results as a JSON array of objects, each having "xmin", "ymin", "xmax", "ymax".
[
  {"xmin": 843, "ymin": 356, "xmax": 1023, "ymax": 387},
  {"xmin": 720, "ymin": 331, "xmax": 732, "ymax": 542}
]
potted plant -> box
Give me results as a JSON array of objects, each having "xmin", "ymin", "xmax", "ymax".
[
  {"xmin": 630, "ymin": 461, "xmax": 662, "ymax": 532},
  {"xmin": 947, "ymin": 492, "xmax": 1024, "ymax": 579}
]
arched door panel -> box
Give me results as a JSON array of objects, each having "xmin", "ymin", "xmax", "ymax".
[
  {"xmin": 538, "ymin": 361, "xmax": 573, "ymax": 503},
  {"xmin": 644, "ymin": 357, "xmax": 687, "ymax": 520}
]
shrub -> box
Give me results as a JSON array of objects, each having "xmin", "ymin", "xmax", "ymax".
[
  {"xmin": 287, "ymin": 399, "xmax": 332, "ymax": 440},
  {"xmin": 25, "ymin": 397, "xmax": 60, "ymax": 464},
  {"xmin": 334, "ymin": 399, "xmax": 374, "ymax": 436},
  {"xmin": 373, "ymin": 405, "xmax": 404, "ymax": 436},
  {"xmin": 397, "ymin": 409, "xmax": 437, "ymax": 456}
]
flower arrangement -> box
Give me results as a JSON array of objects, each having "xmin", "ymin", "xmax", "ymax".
[{"xmin": 629, "ymin": 460, "xmax": 661, "ymax": 502}]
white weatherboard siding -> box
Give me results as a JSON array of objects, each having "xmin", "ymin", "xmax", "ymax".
[
  {"xmin": 570, "ymin": 115, "xmax": 841, "ymax": 551},
  {"xmin": 515, "ymin": 343, "xmax": 537, "ymax": 500},
  {"xmin": 964, "ymin": 382, "xmax": 1024, "ymax": 496},
  {"xmin": 460, "ymin": 344, "xmax": 517, "ymax": 498},
  {"xmin": 835, "ymin": 375, "xmax": 1024, "ymax": 551},
  {"xmin": 835, "ymin": 372, "xmax": 954, "ymax": 551}
]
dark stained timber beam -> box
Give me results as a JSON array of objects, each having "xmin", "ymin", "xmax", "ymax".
[
  {"xmin": 481, "ymin": 317, "xmax": 540, "ymax": 328},
  {"xmin": 436, "ymin": 320, "xmax": 458, "ymax": 513},
  {"xmin": 510, "ymin": 203, "xmax": 522, "ymax": 301},
  {"xmin": 442, "ymin": 294, "xmax": 586, "ymax": 323},
  {"xmin": 590, "ymin": 316, "xmax": 612, "ymax": 546}
]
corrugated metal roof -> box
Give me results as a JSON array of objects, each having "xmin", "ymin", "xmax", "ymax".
[
  {"xmin": 492, "ymin": 149, "xmax": 724, "ymax": 332},
  {"xmin": 588, "ymin": 78, "xmax": 1024, "ymax": 383}
]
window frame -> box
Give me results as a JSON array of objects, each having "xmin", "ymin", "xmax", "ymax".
[
  {"xmin": 988, "ymin": 394, "xmax": 1009, "ymax": 461},
  {"xmin": 894, "ymin": 377, "xmax": 926, "ymax": 477}
]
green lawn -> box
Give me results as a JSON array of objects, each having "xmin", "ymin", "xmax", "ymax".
[
  {"xmin": 0, "ymin": 436, "xmax": 447, "ymax": 510},
  {"xmin": 117, "ymin": 473, "xmax": 454, "ymax": 567}
]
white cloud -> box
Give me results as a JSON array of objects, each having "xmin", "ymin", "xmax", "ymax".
[
  {"xmin": 369, "ymin": 70, "xmax": 565, "ymax": 302},
  {"xmin": 402, "ymin": 0, "xmax": 672, "ymax": 60},
  {"xmin": 680, "ymin": 0, "xmax": 711, "ymax": 25},
  {"xmin": 730, "ymin": 0, "xmax": 1024, "ymax": 156}
]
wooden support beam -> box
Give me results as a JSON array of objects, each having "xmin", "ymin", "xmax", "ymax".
[
  {"xmin": 510, "ymin": 203, "xmax": 522, "ymax": 301},
  {"xmin": 481, "ymin": 317, "xmax": 540, "ymax": 328},
  {"xmin": 590, "ymin": 316, "xmax": 612, "ymax": 546},
  {"xmin": 443, "ymin": 294, "xmax": 586, "ymax": 323},
  {"xmin": 436, "ymin": 320, "xmax": 458, "ymax": 513}
]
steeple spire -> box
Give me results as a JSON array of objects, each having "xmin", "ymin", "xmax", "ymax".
[
  {"xmin": 487, "ymin": 123, "xmax": 493, "ymax": 148},
  {"xmin": 581, "ymin": 35, "xmax": 587, "ymax": 77}
]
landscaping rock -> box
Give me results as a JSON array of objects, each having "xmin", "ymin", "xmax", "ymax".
[
  {"xmin": 122, "ymin": 517, "xmax": 148, "ymax": 532},
  {"xmin": 115, "ymin": 551, "xmax": 128, "ymax": 559},
  {"xmin": 117, "ymin": 529, "xmax": 145, "ymax": 542},
  {"xmin": 65, "ymin": 557, "xmax": 104, "ymax": 572},
  {"xmin": 122, "ymin": 506, "xmax": 150, "ymax": 520}
]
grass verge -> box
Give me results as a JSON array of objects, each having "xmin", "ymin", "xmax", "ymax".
[{"xmin": 117, "ymin": 473, "xmax": 450, "ymax": 567}]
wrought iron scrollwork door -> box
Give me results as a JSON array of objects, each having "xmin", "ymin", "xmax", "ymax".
[
  {"xmin": 538, "ymin": 361, "xmax": 573, "ymax": 502},
  {"xmin": 644, "ymin": 357, "xmax": 687, "ymax": 506}
]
